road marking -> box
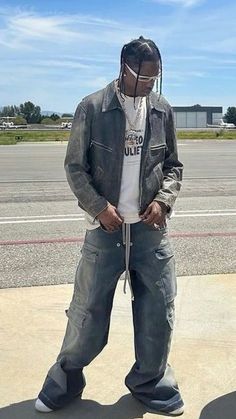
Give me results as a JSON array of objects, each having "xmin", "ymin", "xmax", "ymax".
[
  {"xmin": 176, "ymin": 209, "xmax": 236, "ymax": 213},
  {"xmin": 0, "ymin": 218, "xmax": 84, "ymax": 224},
  {"xmin": 170, "ymin": 232, "xmax": 236, "ymax": 238},
  {"xmin": 174, "ymin": 212, "xmax": 236, "ymax": 217},
  {"xmin": 0, "ymin": 238, "xmax": 84, "ymax": 246},
  {"xmin": 0, "ymin": 180, "xmax": 66, "ymax": 183},
  {"xmin": 0, "ymin": 214, "xmax": 83, "ymax": 219},
  {"xmin": 0, "ymin": 210, "xmax": 236, "ymax": 224},
  {"xmin": 1, "ymin": 231, "xmax": 236, "ymax": 246},
  {"xmin": 184, "ymin": 176, "xmax": 236, "ymax": 179}
]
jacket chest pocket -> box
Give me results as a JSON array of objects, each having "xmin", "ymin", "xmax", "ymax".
[
  {"xmin": 149, "ymin": 143, "xmax": 167, "ymax": 162},
  {"xmin": 90, "ymin": 139, "xmax": 112, "ymax": 153}
]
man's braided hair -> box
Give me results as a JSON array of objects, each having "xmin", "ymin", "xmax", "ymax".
[{"xmin": 118, "ymin": 36, "xmax": 162, "ymax": 101}]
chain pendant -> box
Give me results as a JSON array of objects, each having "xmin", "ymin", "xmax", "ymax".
[{"xmin": 125, "ymin": 129, "xmax": 138, "ymax": 146}]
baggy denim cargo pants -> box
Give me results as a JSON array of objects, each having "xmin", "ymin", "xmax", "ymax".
[{"xmin": 38, "ymin": 221, "xmax": 184, "ymax": 413}]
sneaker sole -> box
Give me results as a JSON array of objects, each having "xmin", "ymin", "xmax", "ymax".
[
  {"xmin": 131, "ymin": 394, "xmax": 184, "ymax": 416},
  {"xmin": 35, "ymin": 388, "xmax": 84, "ymax": 412}
]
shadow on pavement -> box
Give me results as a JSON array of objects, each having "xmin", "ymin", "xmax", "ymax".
[
  {"xmin": 199, "ymin": 391, "xmax": 236, "ymax": 419},
  {"xmin": 0, "ymin": 394, "xmax": 149, "ymax": 419}
]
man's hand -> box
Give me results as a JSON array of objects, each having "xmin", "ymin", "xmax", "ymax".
[
  {"xmin": 140, "ymin": 201, "xmax": 167, "ymax": 227},
  {"xmin": 97, "ymin": 204, "xmax": 124, "ymax": 231}
]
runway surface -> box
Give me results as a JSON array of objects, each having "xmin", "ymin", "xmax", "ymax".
[{"xmin": 0, "ymin": 140, "xmax": 235, "ymax": 288}]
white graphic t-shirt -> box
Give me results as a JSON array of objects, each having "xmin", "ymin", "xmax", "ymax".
[{"xmin": 117, "ymin": 93, "xmax": 147, "ymax": 224}]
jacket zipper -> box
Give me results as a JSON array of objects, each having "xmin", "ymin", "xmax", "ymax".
[
  {"xmin": 91, "ymin": 140, "xmax": 112, "ymax": 152},
  {"xmin": 116, "ymin": 109, "xmax": 126, "ymax": 207},
  {"xmin": 139, "ymin": 114, "xmax": 149, "ymax": 211}
]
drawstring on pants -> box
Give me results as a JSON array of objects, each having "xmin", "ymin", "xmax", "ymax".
[{"xmin": 122, "ymin": 223, "xmax": 134, "ymax": 301}]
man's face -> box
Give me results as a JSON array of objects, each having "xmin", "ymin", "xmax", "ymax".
[{"xmin": 122, "ymin": 60, "xmax": 160, "ymax": 97}]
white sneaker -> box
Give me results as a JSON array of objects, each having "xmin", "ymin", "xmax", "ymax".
[
  {"xmin": 169, "ymin": 405, "xmax": 184, "ymax": 416},
  {"xmin": 132, "ymin": 392, "xmax": 185, "ymax": 417},
  {"xmin": 35, "ymin": 398, "xmax": 53, "ymax": 413},
  {"xmin": 144, "ymin": 403, "xmax": 185, "ymax": 417}
]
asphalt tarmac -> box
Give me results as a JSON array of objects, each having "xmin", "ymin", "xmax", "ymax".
[{"xmin": 0, "ymin": 140, "xmax": 236, "ymax": 289}]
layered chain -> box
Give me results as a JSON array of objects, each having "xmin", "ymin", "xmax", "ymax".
[{"xmin": 115, "ymin": 81, "xmax": 144, "ymax": 131}]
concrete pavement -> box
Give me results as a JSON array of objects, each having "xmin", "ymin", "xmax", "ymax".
[{"xmin": 0, "ymin": 274, "xmax": 236, "ymax": 418}]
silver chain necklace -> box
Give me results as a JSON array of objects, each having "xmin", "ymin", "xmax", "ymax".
[{"xmin": 115, "ymin": 81, "xmax": 144, "ymax": 132}]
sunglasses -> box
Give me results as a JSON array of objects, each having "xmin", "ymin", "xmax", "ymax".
[{"xmin": 125, "ymin": 63, "xmax": 160, "ymax": 82}]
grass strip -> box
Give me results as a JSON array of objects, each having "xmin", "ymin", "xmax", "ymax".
[
  {"xmin": 0, "ymin": 129, "xmax": 236, "ymax": 145},
  {"xmin": 177, "ymin": 129, "xmax": 236, "ymax": 139},
  {"xmin": 0, "ymin": 130, "xmax": 70, "ymax": 145}
]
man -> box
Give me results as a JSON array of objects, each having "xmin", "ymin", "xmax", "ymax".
[{"xmin": 35, "ymin": 36, "xmax": 184, "ymax": 416}]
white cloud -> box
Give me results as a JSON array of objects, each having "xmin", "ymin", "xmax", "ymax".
[
  {"xmin": 62, "ymin": 55, "xmax": 118, "ymax": 64},
  {"xmin": 149, "ymin": 0, "xmax": 203, "ymax": 7},
  {"xmin": 37, "ymin": 60, "xmax": 92, "ymax": 70},
  {"xmin": 200, "ymin": 37, "xmax": 236, "ymax": 54},
  {"xmin": 0, "ymin": 7, "xmax": 184, "ymax": 52},
  {"xmin": 7, "ymin": 13, "xmax": 119, "ymax": 41},
  {"xmin": 82, "ymin": 76, "xmax": 111, "ymax": 89},
  {"xmin": 165, "ymin": 70, "xmax": 205, "ymax": 82},
  {"xmin": 0, "ymin": 10, "xmax": 125, "ymax": 50}
]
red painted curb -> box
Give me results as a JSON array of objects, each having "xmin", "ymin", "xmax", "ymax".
[{"xmin": 0, "ymin": 231, "xmax": 236, "ymax": 246}]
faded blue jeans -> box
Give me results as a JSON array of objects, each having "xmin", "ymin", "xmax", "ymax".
[{"xmin": 38, "ymin": 221, "xmax": 183, "ymax": 413}]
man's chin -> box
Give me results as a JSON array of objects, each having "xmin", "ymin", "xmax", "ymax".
[{"xmin": 140, "ymin": 89, "xmax": 153, "ymax": 96}]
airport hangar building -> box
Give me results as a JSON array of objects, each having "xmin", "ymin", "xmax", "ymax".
[{"xmin": 172, "ymin": 105, "xmax": 223, "ymax": 128}]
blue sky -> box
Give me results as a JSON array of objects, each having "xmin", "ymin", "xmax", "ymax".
[{"xmin": 0, "ymin": 0, "xmax": 236, "ymax": 113}]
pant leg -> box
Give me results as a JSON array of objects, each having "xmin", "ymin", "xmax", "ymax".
[
  {"xmin": 38, "ymin": 227, "xmax": 125, "ymax": 410},
  {"xmin": 125, "ymin": 222, "xmax": 184, "ymax": 413}
]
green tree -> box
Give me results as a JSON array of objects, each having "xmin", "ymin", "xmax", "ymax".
[
  {"xmin": 14, "ymin": 116, "xmax": 27, "ymax": 125},
  {"xmin": 41, "ymin": 117, "xmax": 55, "ymax": 125},
  {"xmin": 224, "ymin": 107, "xmax": 236, "ymax": 125},
  {"xmin": 19, "ymin": 101, "xmax": 42, "ymax": 123},
  {"xmin": 50, "ymin": 113, "xmax": 60, "ymax": 121},
  {"xmin": 0, "ymin": 105, "xmax": 19, "ymax": 116}
]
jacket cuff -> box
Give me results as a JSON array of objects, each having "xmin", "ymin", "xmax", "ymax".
[
  {"xmin": 93, "ymin": 202, "xmax": 109, "ymax": 221},
  {"xmin": 153, "ymin": 199, "xmax": 173, "ymax": 219},
  {"xmin": 82, "ymin": 197, "xmax": 109, "ymax": 220}
]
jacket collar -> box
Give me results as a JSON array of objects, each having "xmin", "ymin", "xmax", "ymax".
[
  {"xmin": 102, "ymin": 80, "xmax": 165, "ymax": 113},
  {"xmin": 102, "ymin": 81, "xmax": 122, "ymax": 112},
  {"xmin": 148, "ymin": 91, "xmax": 165, "ymax": 112}
]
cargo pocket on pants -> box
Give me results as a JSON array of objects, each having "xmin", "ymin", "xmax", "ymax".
[
  {"xmin": 166, "ymin": 300, "xmax": 175, "ymax": 330},
  {"xmin": 66, "ymin": 303, "xmax": 87, "ymax": 328},
  {"xmin": 72, "ymin": 241, "xmax": 100, "ymax": 309},
  {"xmin": 154, "ymin": 245, "xmax": 177, "ymax": 304}
]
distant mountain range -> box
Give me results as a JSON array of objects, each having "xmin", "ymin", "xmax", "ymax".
[
  {"xmin": 41, "ymin": 110, "xmax": 63, "ymax": 116},
  {"xmin": 0, "ymin": 107, "xmax": 72, "ymax": 116}
]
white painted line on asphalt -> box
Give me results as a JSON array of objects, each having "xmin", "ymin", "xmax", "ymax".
[
  {"xmin": 185, "ymin": 176, "xmax": 236, "ymax": 179},
  {"xmin": 1, "ymin": 211, "xmax": 236, "ymax": 225},
  {"xmin": 0, "ymin": 214, "xmax": 83, "ymax": 220},
  {"xmin": 0, "ymin": 180, "xmax": 66, "ymax": 183},
  {"xmin": 177, "ymin": 209, "xmax": 236, "ymax": 213},
  {"xmin": 0, "ymin": 218, "xmax": 84, "ymax": 224},
  {"xmin": 174, "ymin": 213, "xmax": 236, "ymax": 217}
]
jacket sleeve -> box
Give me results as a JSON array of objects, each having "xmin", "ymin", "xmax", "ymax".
[
  {"xmin": 64, "ymin": 102, "xmax": 108, "ymax": 218},
  {"xmin": 153, "ymin": 102, "xmax": 183, "ymax": 211}
]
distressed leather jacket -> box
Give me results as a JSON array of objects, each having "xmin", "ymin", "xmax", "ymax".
[{"xmin": 64, "ymin": 81, "xmax": 183, "ymax": 218}]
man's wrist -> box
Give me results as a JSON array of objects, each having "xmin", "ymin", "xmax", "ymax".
[
  {"xmin": 154, "ymin": 200, "xmax": 169, "ymax": 213},
  {"xmin": 95, "ymin": 202, "xmax": 110, "ymax": 220}
]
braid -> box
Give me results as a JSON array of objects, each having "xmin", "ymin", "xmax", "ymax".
[{"xmin": 118, "ymin": 36, "xmax": 162, "ymax": 101}]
